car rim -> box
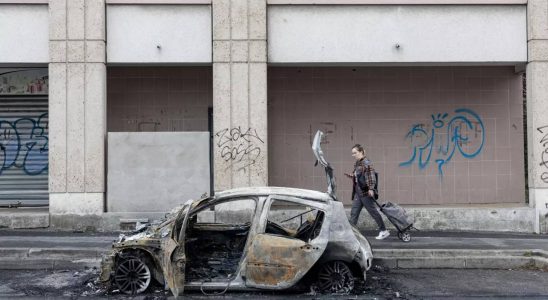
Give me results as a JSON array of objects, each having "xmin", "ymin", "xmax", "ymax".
[
  {"xmin": 114, "ymin": 258, "xmax": 151, "ymax": 295},
  {"xmin": 402, "ymin": 232, "xmax": 411, "ymax": 242},
  {"xmin": 317, "ymin": 261, "xmax": 354, "ymax": 293}
]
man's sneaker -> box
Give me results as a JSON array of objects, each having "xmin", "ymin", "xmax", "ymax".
[{"xmin": 375, "ymin": 230, "xmax": 390, "ymax": 240}]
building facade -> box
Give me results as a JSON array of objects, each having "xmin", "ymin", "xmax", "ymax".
[{"xmin": 0, "ymin": 0, "xmax": 547, "ymax": 233}]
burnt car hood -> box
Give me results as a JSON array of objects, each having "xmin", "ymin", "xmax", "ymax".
[
  {"xmin": 113, "ymin": 222, "xmax": 170, "ymax": 248},
  {"xmin": 113, "ymin": 198, "xmax": 205, "ymax": 248}
]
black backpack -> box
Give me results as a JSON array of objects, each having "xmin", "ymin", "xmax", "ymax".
[{"xmin": 372, "ymin": 171, "xmax": 379, "ymax": 200}]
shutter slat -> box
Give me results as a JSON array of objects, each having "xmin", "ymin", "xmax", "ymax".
[{"xmin": 0, "ymin": 96, "xmax": 48, "ymax": 205}]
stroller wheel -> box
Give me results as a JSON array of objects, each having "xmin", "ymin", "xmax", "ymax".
[{"xmin": 399, "ymin": 232, "xmax": 411, "ymax": 242}]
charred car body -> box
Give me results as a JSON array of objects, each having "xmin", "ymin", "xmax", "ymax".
[{"xmin": 100, "ymin": 131, "xmax": 373, "ymax": 296}]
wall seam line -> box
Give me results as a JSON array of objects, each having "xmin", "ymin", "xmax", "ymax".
[
  {"xmin": 247, "ymin": 0, "xmax": 251, "ymax": 185},
  {"xmin": 84, "ymin": 0, "xmax": 87, "ymax": 193},
  {"xmin": 64, "ymin": 0, "xmax": 68, "ymax": 192}
]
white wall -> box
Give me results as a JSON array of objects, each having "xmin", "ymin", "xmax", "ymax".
[
  {"xmin": 107, "ymin": 5, "xmax": 212, "ymax": 63},
  {"xmin": 268, "ymin": 5, "xmax": 527, "ymax": 64},
  {"xmin": 107, "ymin": 132, "xmax": 210, "ymax": 212},
  {"xmin": 0, "ymin": 5, "xmax": 48, "ymax": 64}
]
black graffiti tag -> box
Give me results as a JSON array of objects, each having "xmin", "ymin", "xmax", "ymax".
[
  {"xmin": 537, "ymin": 125, "xmax": 548, "ymax": 183},
  {"xmin": 216, "ymin": 127, "xmax": 264, "ymax": 172}
]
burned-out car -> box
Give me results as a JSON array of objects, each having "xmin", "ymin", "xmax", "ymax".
[{"xmin": 100, "ymin": 131, "xmax": 373, "ymax": 296}]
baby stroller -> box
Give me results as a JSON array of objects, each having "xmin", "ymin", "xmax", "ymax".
[{"xmin": 373, "ymin": 199, "xmax": 416, "ymax": 242}]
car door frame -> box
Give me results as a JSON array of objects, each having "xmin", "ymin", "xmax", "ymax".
[
  {"xmin": 243, "ymin": 194, "xmax": 332, "ymax": 289},
  {"xmin": 176, "ymin": 196, "xmax": 261, "ymax": 289},
  {"xmin": 162, "ymin": 200, "xmax": 192, "ymax": 297}
]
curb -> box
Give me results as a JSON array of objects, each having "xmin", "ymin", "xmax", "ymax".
[
  {"xmin": 373, "ymin": 249, "xmax": 548, "ymax": 269},
  {"xmin": 1, "ymin": 247, "xmax": 547, "ymax": 270},
  {"xmin": 0, "ymin": 258, "xmax": 102, "ymax": 270},
  {"xmin": 0, "ymin": 247, "xmax": 106, "ymax": 270}
]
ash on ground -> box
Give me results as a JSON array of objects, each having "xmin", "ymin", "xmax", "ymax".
[{"xmin": 4, "ymin": 264, "xmax": 407, "ymax": 299}]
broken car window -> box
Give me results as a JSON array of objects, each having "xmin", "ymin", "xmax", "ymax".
[{"xmin": 266, "ymin": 199, "xmax": 325, "ymax": 242}]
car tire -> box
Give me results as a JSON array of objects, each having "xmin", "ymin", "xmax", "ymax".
[
  {"xmin": 114, "ymin": 257, "xmax": 152, "ymax": 295},
  {"xmin": 316, "ymin": 261, "xmax": 355, "ymax": 293}
]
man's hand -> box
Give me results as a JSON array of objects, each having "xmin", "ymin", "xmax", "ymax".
[
  {"xmin": 368, "ymin": 189, "xmax": 375, "ymax": 198},
  {"xmin": 344, "ymin": 172, "xmax": 354, "ymax": 179}
]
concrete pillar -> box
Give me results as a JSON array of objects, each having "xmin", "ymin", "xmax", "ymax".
[
  {"xmin": 212, "ymin": 0, "xmax": 268, "ymax": 191},
  {"xmin": 48, "ymin": 0, "xmax": 106, "ymax": 229},
  {"xmin": 527, "ymin": 0, "xmax": 548, "ymax": 233}
]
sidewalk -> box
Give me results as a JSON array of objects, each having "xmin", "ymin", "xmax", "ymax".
[
  {"xmin": 0, "ymin": 229, "xmax": 547, "ymax": 270},
  {"xmin": 0, "ymin": 230, "xmax": 117, "ymax": 270},
  {"xmin": 364, "ymin": 230, "xmax": 548, "ymax": 269}
]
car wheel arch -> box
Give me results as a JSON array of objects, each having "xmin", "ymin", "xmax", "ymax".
[
  {"xmin": 302, "ymin": 249, "xmax": 365, "ymax": 285},
  {"xmin": 115, "ymin": 248, "xmax": 165, "ymax": 286}
]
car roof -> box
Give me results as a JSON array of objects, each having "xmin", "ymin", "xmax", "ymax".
[{"xmin": 214, "ymin": 186, "xmax": 333, "ymax": 202}]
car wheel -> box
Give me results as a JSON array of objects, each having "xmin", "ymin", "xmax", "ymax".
[
  {"xmin": 114, "ymin": 257, "xmax": 152, "ymax": 295},
  {"xmin": 317, "ymin": 261, "xmax": 355, "ymax": 293}
]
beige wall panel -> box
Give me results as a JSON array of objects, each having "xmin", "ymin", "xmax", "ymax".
[
  {"xmin": 107, "ymin": 67, "xmax": 212, "ymax": 132},
  {"xmin": 268, "ymin": 66, "xmax": 525, "ymax": 205},
  {"xmin": 85, "ymin": 0, "xmax": 106, "ymax": 40},
  {"xmin": 249, "ymin": 63, "xmax": 268, "ymax": 186},
  {"xmin": 67, "ymin": 0, "xmax": 85, "ymax": 40},
  {"xmin": 212, "ymin": 0, "xmax": 267, "ymax": 190},
  {"xmin": 49, "ymin": 63, "xmax": 67, "ymax": 193},
  {"xmin": 49, "ymin": 0, "xmax": 66, "ymax": 40},
  {"xmin": 85, "ymin": 63, "xmax": 107, "ymax": 192},
  {"xmin": 229, "ymin": 63, "xmax": 250, "ymax": 187},
  {"xmin": 230, "ymin": 0, "xmax": 248, "ymax": 39},
  {"xmin": 212, "ymin": 0, "xmax": 230, "ymax": 40},
  {"xmin": 248, "ymin": 0, "xmax": 266, "ymax": 40},
  {"xmin": 528, "ymin": 0, "xmax": 548, "ymax": 40},
  {"xmin": 213, "ymin": 63, "xmax": 233, "ymax": 190},
  {"xmin": 527, "ymin": 62, "xmax": 548, "ymax": 189},
  {"xmin": 66, "ymin": 63, "xmax": 86, "ymax": 192}
]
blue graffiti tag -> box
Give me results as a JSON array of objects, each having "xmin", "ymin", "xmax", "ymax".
[
  {"xmin": 0, "ymin": 113, "xmax": 48, "ymax": 175},
  {"xmin": 400, "ymin": 108, "xmax": 484, "ymax": 177}
]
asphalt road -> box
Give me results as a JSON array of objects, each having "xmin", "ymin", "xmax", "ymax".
[
  {"xmin": 1, "ymin": 266, "xmax": 547, "ymax": 299},
  {"xmin": 2, "ymin": 230, "xmax": 547, "ymax": 251}
]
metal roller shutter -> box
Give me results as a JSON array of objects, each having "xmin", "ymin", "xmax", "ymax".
[{"xmin": 0, "ymin": 95, "xmax": 48, "ymax": 206}]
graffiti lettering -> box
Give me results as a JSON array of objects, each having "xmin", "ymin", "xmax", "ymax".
[
  {"xmin": 400, "ymin": 108, "xmax": 484, "ymax": 177},
  {"xmin": 0, "ymin": 113, "xmax": 48, "ymax": 175},
  {"xmin": 537, "ymin": 125, "xmax": 548, "ymax": 183},
  {"xmin": 216, "ymin": 127, "xmax": 264, "ymax": 172},
  {"xmin": 541, "ymin": 172, "xmax": 548, "ymax": 184}
]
